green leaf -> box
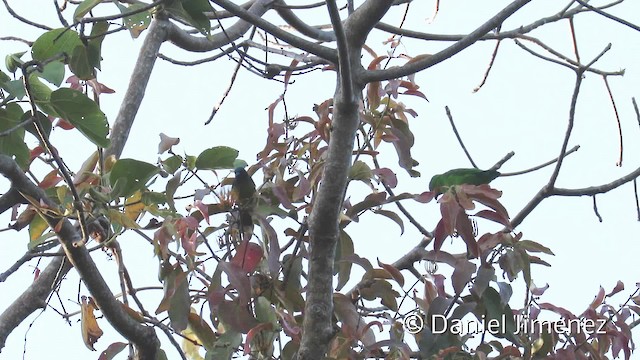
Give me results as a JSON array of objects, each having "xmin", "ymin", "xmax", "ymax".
[
  {"xmin": 1, "ymin": 79, "xmax": 26, "ymax": 99},
  {"xmin": 205, "ymin": 331, "xmax": 242, "ymax": 360},
  {"xmin": 166, "ymin": 0, "xmax": 212, "ymax": 35},
  {"xmin": 168, "ymin": 268, "xmax": 190, "ymax": 332},
  {"xmin": 88, "ymin": 21, "xmax": 109, "ymax": 71},
  {"xmin": 335, "ymin": 230, "xmax": 354, "ymax": 291},
  {"xmin": 161, "ymin": 154, "xmax": 183, "ymax": 174},
  {"xmin": 36, "ymin": 61, "xmax": 65, "ymax": 86},
  {"xmin": 28, "ymin": 214, "xmax": 49, "ymax": 243},
  {"xmin": 187, "ymin": 313, "xmax": 217, "ymax": 351},
  {"xmin": 98, "ymin": 342, "xmax": 127, "ymax": 360},
  {"xmin": 22, "ymin": 111, "xmax": 52, "ymax": 140},
  {"xmin": 49, "ymin": 88, "xmax": 110, "ymax": 147},
  {"xmin": 28, "ymin": 75, "xmax": 60, "ymax": 117},
  {"xmin": 69, "ymin": 45, "xmax": 93, "ymax": 80},
  {"xmin": 115, "ymin": 3, "xmax": 152, "ymax": 38},
  {"xmin": 0, "ymin": 70, "xmax": 10, "ymax": 84},
  {"xmin": 73, "ymin": 0, "xmax": 102, "ymax": 21},
  {"xmin": 517, "ymin": 239, "xmax": 554, "ymax": 255},
  {"xmin": 373, "ymin": 209, "xmax": 404, "ymax": 234},
  {"xmin": 32, "ymin": 28, "xmax": 82, "ymax": 63},
  {"xmin": 195, "ymin": 146, "xmax": 239, "ymax": 170},
  {"xmin": 349, "ymin": 160, "xmax": 372, "ymax": 183},
  {"xmin": 0, "ymin": 103, "xmax": 29, "ymax": 168},
  {"xmin": 110, "ymin": 159, "xmax": 159, "ymax": 198},
  {"xmin": 5, "ymin": 51, "xmax": 25, "ymax": 73}
]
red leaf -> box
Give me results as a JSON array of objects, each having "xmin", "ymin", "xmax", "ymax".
[
  {"xmin": 439, "ymin": 193, "xmax": 461, "ymax": 236},
  {"xmin": 29, "ymin": 146, "xmax": 45, "ymax": 162},
  {"xmin": 589, "ymin": 286, "xmax": 605, "ymax": 309},
  {"xmin": 538, "ymin": 302, "xmax": 576, "ymax": 319},
  {"xmin": 474, "ymin": 209, "xmax": 510, "ymax": 227},
  {"xmin": 244, "ymin": 323, "xmax": 274, "ymax": 355},
  {"xmin": 39, "ymin": 169, "xmax": 63, "ymax": 189},
  {"xmin": 272, "ymin": 182, "xmax": 294, "ymax": 210},
  {"xmin": 66, "ymin": 75, "xmax": 81, "ymax": 90},
  {"xmin": 56, "ymin": 118, "xmax": 75, "ymax": 130},
  {"xmin": 456, "ymin": 211, "xmax": 478, "ymax": 258},
  {"xmin": 372, "ymin": 167, "xmax": 397, "ymax": 188},
  {"xmin": 292, "ymin": 171, "xmax": 311, "ymax": 201},
  {"xmin": 194, "ymin": 200, "xmax": 209, "ymax": 225},
  {"xmin": 98, "ymin": 342, "xmax": 127, "ymax": 360},
  {"xmin": 451, "ymin": 259, "xmax": 476, "ymax": 295},
  {"xmin": 433, "ymin": 219, "xmax": 446, "ymax": 252},
  {"xmin": 231, "ymin": 240, "xmax": 263, "ymax": 274},
  {"xmin": 218, "ymin": 298, "xmax": 259, "ymax": 334},
  {"xmin": 87, "ymin": 79, "xmax": 115, "ymax": 95},
  {"xmin": 377, "ymin": 259, "xmax": 404, "ymax": 287},
  {"xmin": 414, "ymin": 191, "xmax": 435, "ymax": 203},
  {"xmin": 607, "ymin": 280, "xmax": 624, "ymax": 297},
  {"xmin": 219, "ymin": 261, "xmax": 252, "ymax": 304}
]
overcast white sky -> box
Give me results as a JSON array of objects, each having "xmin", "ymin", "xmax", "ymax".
[{"xmin": 1, "ymin": 1, "xmax": 639, "ymax": 359}]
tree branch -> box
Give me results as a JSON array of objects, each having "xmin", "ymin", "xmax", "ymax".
[
  {"xmin": 551, "ymin": 166, "xmax": 640, "ymax": 196},
  {"xmin": 197, "ymin": 0, "xmax": 337, "ymax": 61},
  {"xmin": 326, "ymin": 0, "xmax": 353, "ymax": 101},
  {"xmin": 0, "ymin": 155, "xmax": 160, "ymax": 358},
  {"xmin": 105, "ymin": 16, "xmax": 169, "ymax": 159},
  {"xmin": 364, "ymin": 0, "xmax": 532, "ymax": 83},
  {"xmin": 274, "ymin": 0, "xmax": 336, "ymax": 42}
]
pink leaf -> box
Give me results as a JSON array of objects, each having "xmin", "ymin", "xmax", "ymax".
[{"xmin": 372, "ymin": 167, "xmax": 398, "ymax": 188}]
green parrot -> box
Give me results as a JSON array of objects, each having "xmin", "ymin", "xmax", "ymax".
[
  {"xmin": 231, "ymin": 167, "xmax": 257, "ymax": 237},
  {"xmin": 429, "ymin": 168, "xmax": 500, "ymax": 195}
]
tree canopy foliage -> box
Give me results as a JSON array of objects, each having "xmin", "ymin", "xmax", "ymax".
[{"xmin": 0, "ymin": 1, "xmax": 639, "ymax": 360}]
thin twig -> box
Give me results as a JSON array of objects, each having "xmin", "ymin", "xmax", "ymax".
[
  {"xmin": 2, "ymin": 0, "xmax": 51, "ymax": 30},
  {"xmin": 444, "ymin": 106, "xmax": 477, "ymax": 168},
  {"xmin": 516, "ymin": 35, "xmax": 623, "ymax": 77},
  {"xmin": 500, "ymin": 145, "xmax": 580, "ymax": 176},
  {"xmin": 489, "ymin": 151, "xmax": 515, "ymax": 172},
  {"xmin": 574, "ymin": 0, "xmax": 640, "ymax": 32},
  {"xmin": 602, "ymin": 76, "xmax": 623, "ymax": 166},
  {"xmin": 592, "ymin": 195, "xmax": 603, "ymax": 222},
  {"xmin": 205, "ymin": 40, "xmax": 252, "ymax": 125},
  {"xmin": 568, "ymin": 16, "xmax": 580, "ymax": 62},
  {"xmin": 633, "ymin": 179, "xmax": 640, "ymax": 221},
  {"xmin": 473, "ymin": 39, "xmax": 501, "ymax": 93}
]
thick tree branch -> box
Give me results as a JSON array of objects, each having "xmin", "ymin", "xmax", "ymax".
[
  {"xmin": 0, "ymin": 155, "xmax": 160, "ymax": 358},
  {"xmin": 201, "ymin": 0, "xmax": 337, "ymax": 61},
  {"xmin": 344, "ymin": 0, "xmax": 394, "ymax": 50},
  {"xmin": 363, "ymin": 0, "xmax": 532, "ymax": 83},
  {"xmin": 326, "ymin": 0, "xmax": 353, "ymax": 100},
  {"xmin": 105, "ymin": 16, "xmax": 169, "ymax": 159},
  {"xmin": 275, "ymin": 0, "xmax": 336, "ymax": 42},
  {"xmin": 551, "ymin": 166, "xmax": 640, "ymax": 196},
  {"xmin": 166, "ymin": 0, "xmax": 270, "ymax": 52}
]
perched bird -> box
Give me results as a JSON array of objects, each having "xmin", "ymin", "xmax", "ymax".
[
  {"xmin": 429, "ymin": 168, "xmax": 500, "ymax": 195},
  {"xmin": 231, "ymin": 167, "xmax": 257, "ymax": 238}
]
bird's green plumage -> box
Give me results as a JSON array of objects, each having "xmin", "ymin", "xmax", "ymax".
[
  {"xmin": 429, "ymin": 168, "xmax": 500, "ymax": 194},
  {"xmin": 232, "ymin": 167, "xmax": 257, "ymax": 234}
]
